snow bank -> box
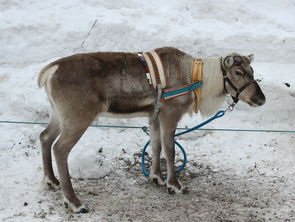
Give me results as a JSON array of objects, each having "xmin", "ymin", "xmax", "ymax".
[{"xmin": 1, "ymin": 0, "xmax": 295, "ymax": 67}]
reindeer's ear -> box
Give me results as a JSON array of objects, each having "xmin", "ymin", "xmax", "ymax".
[
  {"xmin": 223, "ymin": 56, "xmax": 234, "ymax": 68},
  {"xmin": 248, "ymin": 54, "xmax": 254, "ymax": 63}
]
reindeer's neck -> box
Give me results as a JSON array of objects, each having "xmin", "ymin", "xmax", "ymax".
[{"xmin": 198, "ymin": 57, "xmax": 226, "ymax": 117}]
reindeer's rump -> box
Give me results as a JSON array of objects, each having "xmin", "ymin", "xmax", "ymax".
[
  {"xmin": 39, "ymin": 52, "xmax": 157, "ymax": 116},
  {"xmin": 53, "ymin": 52, "xmax": 154, "ymax": 95}
]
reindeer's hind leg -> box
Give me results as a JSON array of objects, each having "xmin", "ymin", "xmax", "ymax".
[
  {"xmin": 149, "ymin": 119, "xmax": 165, "ymax": 186},
  {"xmin": 40, "ymin": 113, "xmax": 60, "ymax": 190},
  {"xmin": 53, "ymin": 111, "xmax": 97, "ymax": 213}
]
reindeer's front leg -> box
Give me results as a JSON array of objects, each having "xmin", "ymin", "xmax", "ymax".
[
  {"xmin": 149, "ymin": 118, "xmax": 165, "ymax": 186},
  {"xmin": 158, "ymin": 110, "xmax": 186, "ymax": 194}
]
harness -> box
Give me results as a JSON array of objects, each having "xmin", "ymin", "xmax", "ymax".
[
  {"xmin": 137, "ymin": 52, "xmax": 203, "ymax": 122},
  {"xmin": 138, "ymin": 52, "xmax": 256, "ymax": 120},
  {"xmin": 221, "ymin": 56, "xmax": 256, "ymax": 108}
]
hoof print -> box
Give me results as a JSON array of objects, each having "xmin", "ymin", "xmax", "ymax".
[
  {"xmin": 46, "ymin": 182, "xmax": 57, "ymax": 190},
  {"xmin": 64, "ymin": 201, "xmax": 69, "ymax": 209},
  {"xmin": 182, "ymin": 187, "xmax": 189, "ymax": 194}
]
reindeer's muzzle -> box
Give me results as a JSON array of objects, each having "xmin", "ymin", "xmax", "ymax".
[{"xmin": 248, "ymin": 85, "xmax": 266, "ymax": 107}]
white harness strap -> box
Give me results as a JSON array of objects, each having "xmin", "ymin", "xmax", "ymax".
[{"xmin": 142, "ymin": 51, "xmax": 167, "ymax": 89}]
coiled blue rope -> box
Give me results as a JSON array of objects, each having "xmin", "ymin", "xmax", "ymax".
[{"xmin": 141, "ymin": 110, "xmax": 225, "ymax": 177}]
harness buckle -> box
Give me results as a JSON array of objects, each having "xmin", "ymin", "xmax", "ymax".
[{"xmin": 226, "ymin": 102, "xmax": 237, "ymax": 112}]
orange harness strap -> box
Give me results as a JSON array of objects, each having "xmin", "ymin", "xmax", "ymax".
[{"xmin": 192, "ymin": 60, "xmax": 203, "ymax": 113}]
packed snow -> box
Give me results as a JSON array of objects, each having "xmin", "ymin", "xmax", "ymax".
[{"xmin": 0, "ymin": 0, "xmax": 295, "ymax": 221}]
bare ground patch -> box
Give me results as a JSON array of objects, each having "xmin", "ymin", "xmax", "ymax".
[{"xmin": 32, "ymin": 155, "xmax": 295, "ymax": 222}]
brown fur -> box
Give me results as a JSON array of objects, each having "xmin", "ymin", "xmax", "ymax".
[{"xmin": 38, "ymin": 47, "xmax": 265, "ymax": 213}]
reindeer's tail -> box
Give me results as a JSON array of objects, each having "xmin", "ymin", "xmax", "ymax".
[{"xmin": 37, "ymin": 64, "xmax": 59, "ymax": 88}]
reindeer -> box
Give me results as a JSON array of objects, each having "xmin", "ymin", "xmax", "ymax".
[{"xmin": 38, "ymin": 47, "xmax": 265, "ymax": 213}]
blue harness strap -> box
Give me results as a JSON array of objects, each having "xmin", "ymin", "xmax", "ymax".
[{"xmin": 161, "ymin": 81, "xmax": 203, "ymax": 101}]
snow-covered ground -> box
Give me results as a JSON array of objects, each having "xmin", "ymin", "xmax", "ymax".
[{"xmin": 1, "ymin": 0, "xmax": 295, "ymax": 221}]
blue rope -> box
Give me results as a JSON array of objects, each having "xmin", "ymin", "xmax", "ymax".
[
  {"xmin": 141, "ymin": 110, "xmax": 225, "ymax": 177},
  {"xmin": 141, "ymin": 140, "xmax": 187, "ymax": 178},
  {"xmin": 1, "ymin": 114, "xmax": 295, "ymax": 177},
  {"xmin": 1, "ymin": 119, "xmax": 295, "ymax": 133},
  {"xmin": 175, "ymin": 110, "xmax": 225, "ymax": 137}
]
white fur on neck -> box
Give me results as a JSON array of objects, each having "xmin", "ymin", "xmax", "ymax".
[{"xmin": 199, "ymin": 57, "xmax": 226, "ymax": 117}]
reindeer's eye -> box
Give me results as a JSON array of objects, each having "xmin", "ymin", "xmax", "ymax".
[{"xmin": 236, "ymin": 70, "xmax": 243, "ymax": 76}]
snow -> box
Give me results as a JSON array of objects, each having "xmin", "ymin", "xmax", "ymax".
[{"xmin": 0, "ymin": 0, "xmax": 295, "ymax": 221}]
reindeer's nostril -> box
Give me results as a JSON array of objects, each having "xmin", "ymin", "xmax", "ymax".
[
  {"xmin": 260, "ymin": 94, "xmax": 266, "ymax": 105},
  {"xmin": 251, "ymin": 94, "xmax": 265, "ymax": 106},
  {"xmin": 257, "ymin": 98, "xmax": 265, "ymax": 106}
]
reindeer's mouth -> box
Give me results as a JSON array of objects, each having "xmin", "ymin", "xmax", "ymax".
[
  {"xmin": 247, "ymin": 101, "xmax": 259, "ymax": 107},
  {"xmin": 247, "ymin": 95, "xmax": 266, "ymax": 107}
]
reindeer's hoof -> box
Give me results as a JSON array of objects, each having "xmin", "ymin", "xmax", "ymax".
[
  {"xmin": 63, "ymin": 197, "xmax": 89, "ymax": 213},
  {"xmin": 150, "ymin": 174, "xmax": 166, "ymax": 186},
  {"xmin": 166, "ymin": 178, "xmax": 184, "ymax": 194},
  {"xmin": 42, "ymin": 176, "xmax": 60, "ymax": 191},
  {"xmin": 167, "ymin": 186, "xmax": 189, "ymax": 194},
  {"xmin": 78, "ymin": 208, "xmax": 89, "ymax": 214},
  {"xmin": 73, "ymin": 205, "xmax": 89, "ymax": 214},
  {"xmin": 167, "ymin": 187, "xmax": 175, "ymax": 194}
]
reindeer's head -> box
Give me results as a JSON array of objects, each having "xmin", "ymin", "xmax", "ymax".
[{"xmin": 221, "ymin": 53, "xmax": 265, "ymax": 107}]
